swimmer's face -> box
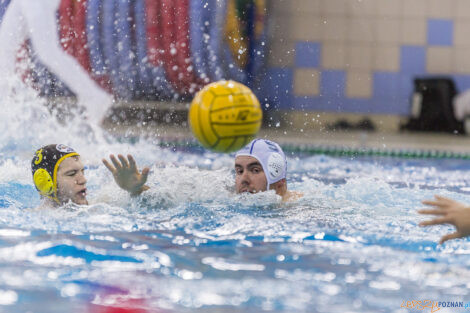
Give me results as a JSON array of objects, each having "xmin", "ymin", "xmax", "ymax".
[
  {"xmin": 235, "ymin": 156, "xmax": 267, "ymax": 194},
  {"xmin": 56, "ymin": 156, "xmax": 88, "ymax": 205}
]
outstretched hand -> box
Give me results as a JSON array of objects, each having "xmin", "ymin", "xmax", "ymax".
[
  {"xmin": 419, "ymin": 195, "xmax": 470, "ymax": 244},
  {"xmin": 102, "ymin": 154, "xmax": 150, "ymax": 196}
]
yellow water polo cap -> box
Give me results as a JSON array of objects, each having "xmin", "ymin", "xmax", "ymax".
[{"xmin": 31, "ymin": 144, "xmax": 79, "ymax": 204}]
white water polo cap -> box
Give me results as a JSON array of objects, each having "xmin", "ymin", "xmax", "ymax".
[{"xmin": 235, "ymin": 139, "xmax": 287, "ymax": 189}]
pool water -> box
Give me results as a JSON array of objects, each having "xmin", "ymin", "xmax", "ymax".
[{"xmin": 1, "ymin": 83, "xmax": 470, "ymax": 313}]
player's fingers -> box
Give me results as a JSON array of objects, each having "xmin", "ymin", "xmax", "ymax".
[
  {"xmin": 128, "ymin": 154, "xmax": 137, "ymax": 171},
  {"xmin": 141, "ymin": 167, "xmax": 150, "ymax": 183},
  {"xmin": 422, "ymin": 200, "xmax": 450, "ymax": 209},
  {"xmin": 440, "ymin": 232, "xmax": 461, "ymax": 244},
  {"xmin": 110, "ymin": 154, "xmax": 122, "ymax": 170},
  {"xmin": 434, "ymin": 195, "xmax": 459, "ymax": 206},
  {"xmin": 435, "ymin": 195, "xmax": 452, "ymax": 202},
  {"xmin": 102, "ymin": 159, "xmax": 116, "ymax": 173},
  {"xmin": 419, "ymin": 217, "xmax": 451, "ymax": 227},
  {"xmin": 118, "ymin": 154, "xmax": 130, "ymax": 169},
  {"xmin": 422, "ymin": 200, "xmax": 441, "ymax": 206},
  {"xmin": 417, "ymin": 209, "xmax": 446, "ymax": 215}
]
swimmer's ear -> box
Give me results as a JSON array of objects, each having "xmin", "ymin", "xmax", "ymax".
[{"xmin": 270, "ymin": 179, "xmax": 286, "ymax": 192}]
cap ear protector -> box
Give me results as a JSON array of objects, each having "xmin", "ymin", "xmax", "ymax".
[
  {"xmin": 31, "ymin": 145, "xmax": 79, "ymax": 204},
  {"xmin": 267, "ymin": 152, "xmax": 285, "ymax": 181},
  {"xmin": 33, "ymin": 168, "xmax": 53, "ymax": 197}
]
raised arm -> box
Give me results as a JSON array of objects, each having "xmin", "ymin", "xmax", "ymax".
[
  {"xmin": 419, "ymin": 195, "xmax": 470, "ymax": 244},
  {"xmin": 102, "ymin": 154, "xmax": 150, "ymax": 196}
]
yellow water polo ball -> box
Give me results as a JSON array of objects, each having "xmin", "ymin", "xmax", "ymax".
[{"xmin": 189, "ymin": 80, "xmax": 263, "ymax": 153}]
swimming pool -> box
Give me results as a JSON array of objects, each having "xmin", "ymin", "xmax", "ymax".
[{"xmin": 1, "ymin": 90, "xmax": 470, "ymax": 313}]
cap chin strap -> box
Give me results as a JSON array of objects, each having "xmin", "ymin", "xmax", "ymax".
[{"xmin": 51, "ymin": 152, "xmax": 79, "ymax": 204}]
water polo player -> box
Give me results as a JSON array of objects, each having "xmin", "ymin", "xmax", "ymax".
[
  {"xmin": 235, "ymin": 139, "xmax": 302, "ymax": 202},
  {"xmin": 31, "ymin": 144, "xmax": 149, "ymax": 208}
]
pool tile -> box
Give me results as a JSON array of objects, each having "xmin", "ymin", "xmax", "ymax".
[
  {"xmin": 402, "ymin": 0, "xmax": 428, "ymax": 18},
  {"xmin": 427, "ymin": 19, "xmax": 453, "ymax": 46},
  {"xmin": 453, "ymin": 20, "xmax": 470, "ymax": 47},
  {"xmin": 347, "ymin": 44, "xmax": 373, "ymax": 70},
  {"xmin": 295, "ymin": 42, "xmax": 321, "ymax": 68},
  {"xmin": 321, "ymin": 0, "xmax": 348, "ymax": 15},
  {"xmin": 427, "ymin": 47, "xmax": 453, "ymax": 74},
  {"xmin": 349, "ymin": 0, "xmax": 376, "ymax": 17},
  {"xmin": 320, "ymin": 70, "xmax": 346, "ymax": 99},
  {"xmin": 294, "ymin": 68, "xmax": 320, "ymax": 96},
  {"xmin": 376, "ymin": 0, "xmax": 403, "ymax": 18},
  {"xmin": 348, "ymin": 19, "xmax": 375, "ymax": 43},
  {"xmin": 427, "ymin": 0, "xmax": 453, "ymax": 19},
  {"xmin": 456, "ymin": 0, "xmax": 470, "ymax": 19},
  {"xmin": 376, "ymin": 19, "xmax": 401, "ymax": 44},
  {"xmin": 346, "ymin": 71, "xmax": 372, "ymax": 99},
  {"xmin": 401, "ymin": 19, "xmax": 427, "ymax": 46},
  {"xmin": 373, "ymin": 45, "xmax": 400, "ymax": 72},
  {"xmin": 321, "ymin": 43, "xmax": 346, "ymax": 70},
  {"xmin": 292, "ymin": 15, "xmax": 323, "ymax": 41},
  {"xmin": 400, "ymin": 45, "xmax": 426, "ymax": 74},
  {"xmin": 262, "ymin": 67, "xmax": 294, "ymax": 109},
  {"xmin": 453, "ymin": 74, "xmax": 470, "ymax": 92},
  {"xmin": 322, "ymin": 17, "xmax": 348, "ymax": 42},
  {"xmin": 453, "ymin": 48, "xmax": 470, "ymax": 74}
]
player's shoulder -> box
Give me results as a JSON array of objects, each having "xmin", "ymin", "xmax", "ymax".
[{"xmin": 283, "ymin": 191, "xmax": 303, "ymax": 202}]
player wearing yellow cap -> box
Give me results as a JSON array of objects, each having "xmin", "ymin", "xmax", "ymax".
[{"xmin": 31, "ymin": 144, "xmax": 149, "ymax": 208}]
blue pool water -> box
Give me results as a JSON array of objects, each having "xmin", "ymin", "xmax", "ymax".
[{"xmin": 1, "ymin": 86, "xmax": 470, "ymax": 313}]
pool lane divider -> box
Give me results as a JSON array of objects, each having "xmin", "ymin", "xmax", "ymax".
[
  {"xmin": 159, "ymin": 0, "xmax": 198, "ymax": 96},
  {"xmin": 103, "ymin": 0, "xmax": 132, "ymax": 99},
  {"xmin": 154, "ymin": 138, "xmax": 470, "ymax": 160},
  {"xmin": 160, "ymin": 0, "xmax": 183, "ymax": 93},
  {"xmin": 87, "ymin": 0, "xmax": 106, "ymax": 75},
  {"xmin": 222, "ymin": 0, "xmax": 248, "ymax": 84},
  {"xmin": 59, "ymin": 0, "xmax": 75, "ymax": 56},
  {"xmin": 279, "ymin": 144, "xmax": 470, "ymax": 160},
  {"xmin": 189, "ymin": 0, "xmax": 211, "ymax": 84},
  {"xmin": 73, "ymin": 0, "xmax": 92, "ymax": 73},
  {"xmin": 225, "ymin": 0, "xmax": 248, "ymax": 70},
  {"xmin": 86, "ymin": 0, "xmax": 112, "ymax": 92},
  {"xmin": 56, "ymin": 0, "xmax": 104, "ymax": 96},
  {"xmin": 206, "ymin": 0, "xmax": 225, "ymax": 81},
  {"xmin": 144, "ymin": 0, "xmax": 174, "ymax": 99},
  {"xmin": 175, "ymin": 0, "xmax": 203, "ymax": 94},
  {"xmin": 116, "ymin": 0, "xmax": 137, "ymax": 98},
  {"xmin": 248, "ymin": 0, "xmax": 268, "ymax": 90},
  {"xmin": 134, "ymin": 0, "xmax": 154, "ymax": 97},
  {"xmin": 145, "ymin": 0, "xmax": 163, "ymax": 68}
]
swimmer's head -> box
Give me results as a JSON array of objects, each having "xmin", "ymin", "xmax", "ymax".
[
  {"xmin": 31, "ymin": 144, "xmax": 86, "ymax": 205},
  {"xmin": 235, "ymin": 139, "xmax": 287, "ymax": 194}
]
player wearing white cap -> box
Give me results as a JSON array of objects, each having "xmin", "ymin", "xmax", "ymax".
[{"xmin": 234, "ymin": 139, "xmax": 302, "ymax": 202}]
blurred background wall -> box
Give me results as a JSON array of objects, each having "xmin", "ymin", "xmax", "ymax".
[
  {"xmin": 266, "ymin": 0, "xmax": 470, "ymax": 116},
  {"xmin": 2, "ymin": 0, "xmax": 470, "ymax": 123}
]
